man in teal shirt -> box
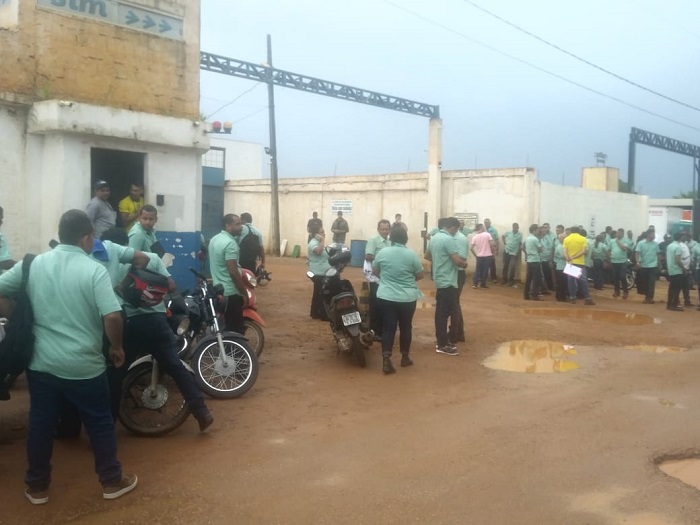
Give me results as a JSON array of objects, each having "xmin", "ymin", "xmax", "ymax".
[
  {"xmin": 666, "ymin": 232, "xmax": 685, "ymax": 311},
  {"xmin": 426, "ymin": 217, "xmax": 467, "ymax": 355},
  {"xmin": 364, "ymin": 220, "xmax": 391, "ymax": 338},
  {"xmin": 501, "ymin": 222, "xmax": 522, "ymax": 286},
  {"xmin": 484, "ymin": 218, "xmax": 499, "ymax": 282},
  {"xmin": 451, "ymin": 223, "xmax": 469, "ymax": 343},
  {"xmin": 540, "ymin": 223, "xmax": 556, "ymax": 291},
  {"xmin": 523, "ymin": 224, "xmax": 544, "ymax": 300},
  {"xmin": 128, "ymin": 205, "xmax": 159, "ymax": 254},
  {"xmin": 0, "ymin": 205, "xmax": 16, "ymax": 271},
  {"xmin": 609, "ymin": 228, "xmax": 630, "ymax": 299},
  {"xmin": 0, "ymin": 210, "xmax": 137, "ymax": 503},
  {"xmin": 209, "ymin": 214, "xmax": 248, "ymax": 333},
  {"xmin": 635, "ymin": 229, "xmax": 660, "ymax": 304}
]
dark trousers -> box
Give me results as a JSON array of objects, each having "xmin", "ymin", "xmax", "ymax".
[
  {"xmin": 369, "ymin": 281, "xmax": 382, "ymax": 336},
  {"xmin": 541, "ymin": 261, "xmax": 554, "ymax": 290},
  {"xmin": 592, "ymin": 259, "xmax": 605, "ymax": 289},
  {"xmin": 682, "ymin": 273, "xmax": 692, "ymax": 305},
  {"xmin": 449, "ymin": 271, "xmax": 466, "ymax": 342},
  {"xmin": 310, "ymin": 275, "xmax": 329, "ymax": 321},
  {"xmin": 240, "ymin": 259, "xmax": 257, "ymax": 274},
  {"xmin": 524, "ymin": 262, "xmax": 544, "ymax": 299},
  {"xmin": 567, "ymin": 265, "xmax": 591, "ymax": 300},
  {"xmin": 488, "ymin": 256, "xmax": 498, "ymax": 281},
  {"xmin": 638, "ymin": 267, "xmax": 657, "ymax": 300},
  {"xmin": 434, "ymin": 287, "xmax": 460, "ymax": 347},
  {"xmin": 26, "ymin": 370, "xmax": 121, "ymax": 491},
  {"xmin": 667, "ymin": 274, "xmax": 684, "ymax": 308},
  {"xmin": 124, "ymin": 314, "xmax": 208, "ymax": 418},
  {"xmin": 555, "ymin": 270, "xmax": 567, "ymax": 301},
  {"xmin": 502, "ymin": 253, "xmax": 518, "ymax": 283},
  {"xmin": 612, "ymin": 262, "xmax": 628, "ymax": 295},
  {"xmin": 224, "ymin": 294, "xmax": 245, "ymax": 333},
  {"xmin": 378, "ymin": 299, "xmax": 417, "ymax": 357},
  {"xmin": 473, "ymin": 256, "xmax": 492, "ymax": 286}
]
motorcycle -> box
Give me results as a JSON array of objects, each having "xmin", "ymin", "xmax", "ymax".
[
  {"xmin": 167, "ymin": 268, "xmax": 259, "ymax": 399},
  {"xmin": 626, "ymin": 258, "xmax": 637, "ymax": 291},
  {"xmin": 241, "ymin": 268, "xmax": 266, "ymax": 357},
  {"xmin": 307, "ymin": 244, "xmax": 373, "ymax": 367}
]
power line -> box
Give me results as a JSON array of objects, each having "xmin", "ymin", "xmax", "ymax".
[
  {"xmin": 382, "ymin": 0, "xmax": 700, "ymax": 133},
  {"xmin": 205, "ymin": 83, "xmax": 262, "ymax": 119},
  {"xmin": 461, "ymin": 0, "xmax": 700, "ymax": 113},
  {"xmin": 632, "ymin": 0, "xmax": 700, "ymax": 42},
  {"xmin": 234, "ymin": 106, "xmax": 268, "ymax": 124}
]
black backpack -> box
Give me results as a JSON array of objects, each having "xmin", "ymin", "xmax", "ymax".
[
  {"xmin": 238, "ymin": 226, "xmax": 259, "ymax": 266},
  {"xmin": 0, "ymin": 254, "xmax": 36, "ymax": 401}
]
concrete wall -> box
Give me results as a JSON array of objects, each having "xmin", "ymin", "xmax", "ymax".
[
  {"xmin": 581, "ymin": 167, "xmax": 620, "ymax": 192},
  {"xmin": 0, "ymin": 0, "xmax": 200, "ymax": 119},
  {"xmin": 208, "ymin": 137, "xmax": 267, "ymax": 181},
  {"xmin": 1, "ymin": 99, "xmax": 208, "ymax": 257}
]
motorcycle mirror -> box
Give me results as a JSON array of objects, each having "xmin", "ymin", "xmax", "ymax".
[{"xmin": 306, "ymin": 271, "xmax": 315, "ymax": 278}]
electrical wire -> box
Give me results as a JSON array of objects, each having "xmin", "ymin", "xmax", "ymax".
[
  {"xmin": 461, "ymin": 0, "xmax": 700, "ymax": 113},
  {"xmin": 382, "ymin": 0, "xmax": 700, "ymax": 133},
  {"xmin": 233, "ymin": 106, "xmax": 268, "ymax": 124},
  {"xmin": 205, "ymin": 83, "xmax": 262, "ymax": 119}
]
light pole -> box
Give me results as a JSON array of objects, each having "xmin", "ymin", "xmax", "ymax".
[{"xmin": 266, "ymin": 34, "xmax": 281, "ymax": 256}]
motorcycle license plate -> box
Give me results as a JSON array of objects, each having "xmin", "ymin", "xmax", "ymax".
[{"xmin": 341, "ymin": 312, "xmax": 362, "ymax": 326}]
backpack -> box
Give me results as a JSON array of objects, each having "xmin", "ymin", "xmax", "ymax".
[
  {"xmin": 238, "ymin": 226, "xmax": 259, "ymax": 266},
  {"xmin": 0, "ymin": 254, "xmax": 36, "ymax": 401},
  {"xmin": 121, "ymin": 266, "xmax": 169, "ymax": 308}
]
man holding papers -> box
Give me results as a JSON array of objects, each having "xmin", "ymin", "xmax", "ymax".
[{"xmin": 563, "ymin": 226, "xmax": 595, "ymax": 306}]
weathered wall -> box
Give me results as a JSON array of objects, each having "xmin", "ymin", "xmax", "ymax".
[
  {"xmin": 0, "ymin": 104, "xmax": 29, "ymax": 259},
  {"xmin": 0, "ymin": 0, "xmax": 200, "ymax": 118},
  {"xmin": 208, "ymin": 136, "xmax": 267, "ymax": 181}
]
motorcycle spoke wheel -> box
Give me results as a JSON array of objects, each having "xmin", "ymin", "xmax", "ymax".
[
  {"xmin": 243, "ymin": 320, "xmax": 265, "ymax": 357},
  {"xmin": 118, "ymin": 363, "xmax": 191, "ymax": 437},
  {"xmin": 193, "ymin": 337, "xmax": 259, "ymax": 399}
]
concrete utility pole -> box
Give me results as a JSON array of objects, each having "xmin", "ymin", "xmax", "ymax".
[
  {"xmin": 427, "ymin": 118, "xmax": 443, "ymax": 224},
  {"xmin": 266, "ymin": 35, "xmax": 281, "ymax": 256}
]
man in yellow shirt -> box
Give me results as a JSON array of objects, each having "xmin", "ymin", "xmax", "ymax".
[
  {"xmin": 563, "ymin": 226, "xmax": 595, "ymax": 305},
  {"xmin": 118, "ymin": 183, "xmax": 144, "ymax": 232}
]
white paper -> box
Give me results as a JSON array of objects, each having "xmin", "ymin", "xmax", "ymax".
[
  {"xmin": 563, "ymin": 263, "xmax": 582, "ymax": 279},
  {"xmin": 364, "ymin": 260, "xmax": 379, "ymax": 283}
]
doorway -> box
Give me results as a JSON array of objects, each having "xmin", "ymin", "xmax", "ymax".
[{"xmin": 90, "ymin": 148, "xmax": 146, "ymax": 227}]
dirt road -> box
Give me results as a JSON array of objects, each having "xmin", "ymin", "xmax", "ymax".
[{"xmin": 1, "ymin": 257, "xmax": 700, "ymax": 524}]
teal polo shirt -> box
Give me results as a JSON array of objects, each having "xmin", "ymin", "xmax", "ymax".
[
  {"xmin": 0, "ymin": 232, "xmax": 10, "ymax": 262},
  {"xmin": 236, "ymin": 224, "xmax": 264, "ymax": 247},
  {"xmin": 307, "ymin": 238, "xmax": 331, "ymax": 275},
  {"xmin": 365, "ymin": 234, "xmax": 391, "ymax": 258},
  {"xmin": 585, "ymin": 239, "xmax": 594, "ymax": 267},
  {"xmin": 693, "ymin": 244, "xmax": 700, "ymax": 270},
  {"xmin": 373, "ymin": 244, "xmax": 423, "ymax": 302},
  {"xmin": 553, "ymin": 243, "xmax": 566, "ymax": 271},
  {"xmin": 540, "ymin": 232, "xmax": 555, "ymax": 261},
  {"xmin": 667, "ymin": 241, "xmax": 683, "ymax": 276},
  {"xmin": 123, "ymin": 253, "xmax": 170, "ymax": 317},
  {"xmin": 454, "ymin": 230, "xmax": 468, "ymax": 272},
  {"xmin": 591, "ymin": 242, "xmax": 608, "ymax": 261},
  {"xmin": 609, "ymin": 238, "xmax": 629, "ymax": 264},
  {"xmin": 487, "ymin": 226, "xmax": 499, "ymax": 241},
  {"xmin": 524, "ymin": 234, "xmax": 542, "ymax": 263},
  {"xmin": 209, "ymin": 230, "xmax": 242, "ymax": 296},
  {"xmin": 128, "ymin": 222, "xmax": 158, "ymax": 252},
  {"xmin": 429, "ymin": 230, "xmax": 460, "ymax": 289},
  {"xmin": 635, "ymin": 240, "xmax": 659, "ymax": 268},
  {"xmin": 91, "ymin": 240, "xmax": 135, "ymax": 286},
  {"xmin": 503, "ymin": 230, "xmax": 522, "ymax": 256},
  {"xmin": 0, "ymin": 245, "xmax": 121, "ymax": 380}
]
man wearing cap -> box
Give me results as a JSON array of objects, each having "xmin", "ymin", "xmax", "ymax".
[{"xmin": 86, "ymin": 180, "xmax": 117, "ymax": 239}]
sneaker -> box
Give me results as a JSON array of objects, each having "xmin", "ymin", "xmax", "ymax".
[
  {"xmin": 584, "ymin": 299, "xmax": 596, "ymax": 306},
  {"xmin": 103, "ymin": 474, "xmax": 138, "ymax": 500},
  {"xmin": 667, "ymin": 306, "xmax": 684, "ymax": 312},
  {"xmin": 400, "ymin": 354, "xmax": 413, "ymax": 367},
  {"xmin": 195, "ymin": 411, "xmax": 214, "ymax": 432},
  {"xmin": 436, "ymin": 345, "xmax": 459, "ymax": 356},
  {"xmin": 25, "ymin": 488, "xmax": 49, "ymax": 505},
  {"xmin": 643, "ymin": 299, "xmax": 655, "ymax": 304},
  {"xmin": 472, "ymin": 285, "xmax": 478, "ymax": 289}
]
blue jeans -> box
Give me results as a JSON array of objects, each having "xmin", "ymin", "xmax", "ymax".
[
  {"xmin": 473, "ymin": 256, "xmax": 492, "ymax": 286},
  {"xmin": 567, "ymin": 264, "xmax": 591, "ymax": 300},
  {"xmin": 26, "ymin": 370, "xmax": 121, "ymax": 491},
  {"xmin": 378, "ymin": 299, "xmax": 417, "ymax": 357}
]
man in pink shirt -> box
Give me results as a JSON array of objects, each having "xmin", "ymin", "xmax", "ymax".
[{"xmin": 470, "ymin": 223, "xmax": 495, "ymax": 288}]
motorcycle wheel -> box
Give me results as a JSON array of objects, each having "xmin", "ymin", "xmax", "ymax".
[
  {"xmin": 351, "ymin": 337, "xmax": 367, "ymax": 368},
  {"xmin": 192, "ymin": 335, "xmax": 259, "ymax": 399},
  {"xmin": 118, "ymin": 362, "xmax": 191, "ymax": 437},
  {"xmin": 243, "ymin": 319, "xmax": 265, "ymax": 357},
  {"xmin": 626, "ymin": 272, "xmax": 636, "ymax": 290}
]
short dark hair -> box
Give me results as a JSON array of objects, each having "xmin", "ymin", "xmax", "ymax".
[
  {"xmin": 529, "ymin": 224, "xmax": 539, "ymax": 233},
  {"xmin": 437, "ymin": 218, "xmax": 448, "ymax": 229},
  {"xmin": 377, "ymin": 219, "xmax": 391, "ymax": 229},
  {"xmin": 443, "ymin": 217, "xmax": 460, "ymax": 229},
  {"xmin": 58, "ymin": 210, "xmax": 93, "ymax": 245},
  {"xmin": 223, "ymin": 214, "xmax": 239, "ymax": 228},
  {"xmin": 140, "ymin": 204, "xmax": 157, "ymax": 215},
  {"xmin": 241, "ymin": 213, "xmax": 252, "ymax": 224},
  {"xmin": 130, "ymin": 182, "xmax": 143, "ymax": 188},
  {"xmin": 674, "ymin": 232, "xmax": 684, "ymax": 241},
  {"xmin": 390, "ymin": 225, "xmax": 408, "ymax": 245},
  {"xmin": 101, "ymin": 227, "xmax": 128, "ymax": 246}
]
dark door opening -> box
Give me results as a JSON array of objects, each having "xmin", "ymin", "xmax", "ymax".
[{"xmin": 91, "ymin": 148, "xmax": 146, "ymax": 227}]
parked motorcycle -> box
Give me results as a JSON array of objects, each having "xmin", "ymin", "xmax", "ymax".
[
  {"xmin": 167, "ymin": 268, "xmax": 259, "ymax": 399},
  {"xmin": 307, "ymin": 244, "xmax": 373, "ymax": 367},
  {"xmin": 241, "ymin": 268, "xmax": 266, "ymax": 357},
  {"xmin": 626, "ymin": 259, "xmax": 637, "ymax": 291}
]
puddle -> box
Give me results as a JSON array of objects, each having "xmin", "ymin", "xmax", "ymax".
[
  {"xmin": 522, "ymin": 308, "xmax": 654, "ymax": 325},
  {"xmin": 624, "ymin": 345, "xmax": 686, "ymax": 353},
  {"xmin": 482, "ymin": 340, "xmax": 579, "ymax": 373},
  {"xmin": 659, "ymin": 458, "xmax": 700, "ymax": 490}
]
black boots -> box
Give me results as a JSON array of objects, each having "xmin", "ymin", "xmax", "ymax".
[
  {"xmin": 400, "ymin": 354, "xmax": 413, "ymax": 367},
  {"xmin": 382, "ymin": 357, "xmax": 396, "ymax": 375}
]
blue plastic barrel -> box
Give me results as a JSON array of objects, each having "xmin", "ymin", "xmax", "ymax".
[{"xmin": 349, "ymin": 239, "xmax": 367, "ymax": 267}]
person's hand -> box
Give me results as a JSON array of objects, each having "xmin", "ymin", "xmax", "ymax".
[{"xmin": 110, "ymin": 347, "xmax": 125, "ymax": 368}]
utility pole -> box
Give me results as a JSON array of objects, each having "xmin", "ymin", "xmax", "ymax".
[{"xmin": 266, "ymin": 34, "xmax": 281, "ymax": 256}]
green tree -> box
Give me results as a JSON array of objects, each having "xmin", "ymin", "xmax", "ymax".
[{"xmin": 674, "ymin": 190, "xmax": 699, "ymax": 199}]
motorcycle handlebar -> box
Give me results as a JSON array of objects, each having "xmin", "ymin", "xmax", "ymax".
[{"xmin": 189, "ymin": 267, "xmax": 208, "ymax": 281}]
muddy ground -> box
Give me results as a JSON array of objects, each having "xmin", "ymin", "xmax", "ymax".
[{"xmin": 2, "ymin": 257, "xmax": 700, "ymax": 524}]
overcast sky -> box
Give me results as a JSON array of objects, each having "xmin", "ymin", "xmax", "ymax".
[{"xmin": 199, "ymin": 0, "xmax": 700, "ymax": 198}]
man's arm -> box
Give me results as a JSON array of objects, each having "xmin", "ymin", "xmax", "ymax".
[
  {"xmin": 0, "ymin": 259, "xmax": 16, "ymax": 271},
  {"xmin": 450, "ymin": 253, "xmax": 467, "ymax": 268},
  {"xmin": 103, "ymin": 312, "xmax": 125, "ymax": 368},
  {"xmin": 85, "ymin": 200, "xmax": 98, "ymax": 224},
  {"xmin": 226, "ymin": 259, "xmax": 249, "ymax": 306}
]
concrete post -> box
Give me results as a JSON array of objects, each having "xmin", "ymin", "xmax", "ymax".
[{"xmin": 427, "ymin": 117, "xmax": 442, "ymax": 228}]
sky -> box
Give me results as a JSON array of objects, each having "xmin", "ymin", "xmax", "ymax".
[{"xmin": 199, "ymin": 0, "xmax": 700, "ymax": 198}]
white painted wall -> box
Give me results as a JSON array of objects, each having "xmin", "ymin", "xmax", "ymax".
[
  {"xmin": 2, "ymin": 100, "xmax": 208, "ymax": 256},
  {"xmin": 208, "ymin": 136, "xmax": 266, "ymax": 181}
]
